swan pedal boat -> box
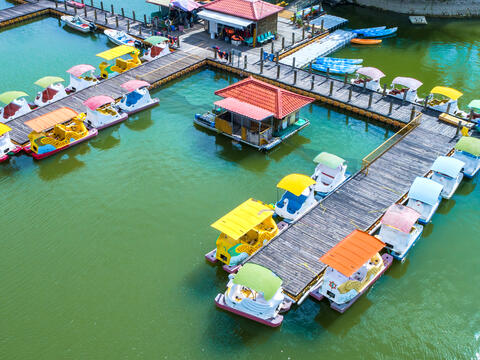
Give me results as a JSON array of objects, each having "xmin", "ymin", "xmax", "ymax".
[
  {"xmin": 0, "ymin": 91, "xmax": 32, "ymax": 123},
  {"xmin": 84, "ymin": 95, "xmax": 128, "ymax": 130},
  {"xmin": 116, "ymin": 80, "xmax": 159, "ymax": 115},
  {"xmin": 388, "ymin": 77, "xmax": 423, "ymax": 103},
  {"xmin": 33, "ymin": 76, "xmax": 67, "ymax": 107},
  {"xmin": 142, "ymin": 36, "xmax": 171, "ymax": 61},
  {"xmin": 350, "ymin": 67, "xmax": 385, "ymax": 92},
  {"xmin": 66, "ymin": 64, "xmax": 99, "ymax": 93},
  {"xmin": 275, "ymin": 174, "xmax": 317, "ymax": 222},
  {"xmin": 406, "ymin": 177, "xmax": 443, "ymax": 224},
  {"xmin": 430, "ymin": 156, "xmax": 465, "ymax": 199},
  {"xmin": 0, "ymin": 123, "xmax": 22, "ymax": 162},
  {"xmin": 452, "ymin": 137, "xmax": 480, "ymax": 178},
  {"xmin": 312, "ymin": 152, "xmax": 349, "ymax": 197}
]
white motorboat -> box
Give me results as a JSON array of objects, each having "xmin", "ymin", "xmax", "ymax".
[{"xmin": 61, "ymin": 15, "xmax": 96, "ymax": 33}]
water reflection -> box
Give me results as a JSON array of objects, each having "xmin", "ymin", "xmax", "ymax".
[
  {"xmin": 387, "ymin": 258, "xmax": 411, "ymax": 279},
  {"xmin": 456, "ymin": 178, "xmax": 477, "ymax": 196},
  {"xmin": 124, "ymin": 111, "xmax": 154, "ymax": 131},
  {"xmin": 437, "ymin": 198, "xmax": 456, "ymax": 215},
  {"xmin": 37, "ymin": 154, "xmax": 86, "ymax": 181},
  {"xmin": 89, "ymin": 127, "xmax": 121, "ymax": 150}
]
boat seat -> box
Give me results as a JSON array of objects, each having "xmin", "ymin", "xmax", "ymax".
[
  {"xmin": 42, "ymin": 88, "xmax": 58, "ymax": 103},
  {"xmin": 3, "ymin": 102, "xmax": 20, "ymax": 119},
  {"xmin": 125, "ymin": 90, "xmax": 142, "ymax": 106},
  {"xmin": 277, "ymin": 192, "xmax": 306, "ymax": 214},
  {"xmin": 115, "ymin": 58, "xmax": 128, "ymax": 71},
  {"xmin": 150, "ymin": 45, "xmax": 162, "ymax": 57}
]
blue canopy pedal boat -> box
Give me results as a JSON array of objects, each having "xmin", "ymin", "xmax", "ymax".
[
  {"xmin": 430, "ymin": 156, "xmax": 465, "ymax": 199},
  {"xmin": 452, "ymin": 137, "xmax": 480, "ymax": 178},
  {"xmin": 406, "ymin": 177, "xmax": 443, "ymax": 224},
  {"xmin": 116, "ymin": 80, "xmax": 159, "ymax": 115},
  {"xmin": 274, "ymin": 174, "xmax": 317, "ymax": 222}
]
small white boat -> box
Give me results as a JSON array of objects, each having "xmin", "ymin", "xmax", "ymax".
[
  {"xmin": 426, "ymin": 86, "xmax": 463, "ymax": 115},
  {"xmin": 378, "ymin": 204, "xmax": 423, "ymax": 261},
  {"xmin": 33, "ymin": 76, "xmax": 67, "ymax": 107},
  {"xmin": 452, "ymin": 137, "xmax": 480, "ymax": 178},
  {"xmin": 215, "ymin": 263, "xmax": 292, "ymax": 327},
  {"xmin": 312, "ymin": 152, "xmax": 348, "ymax": 196},
  {"xmin": 116, "ymin": 80, "xmax": 159, "ymax": 115},
  {"xmin": 275, "ymin": 174, "xmax": 317, "ymax": 222},
  {"xmin": 66, "ymin": 64, "xmax": 99, "ymax": 93},
  {"xmin": 61, "ymin": 15, "xmax": 96, "ymax": 33},
  {"xmin": 406, "ymin": 177, "xmax": 443, "ymax": 224},
  {"xmin": 319, "ymin": 230, "xmax": 392, "ymax": 313},
  {"xmin": 0, "ymin": 91, "xmax": 32, "ymax": 123},
  {"xmin": 142, "ymin": 36, "xmax": 170, "ymax": 61},
  {"xmin": 104, "ymin": 29, "xmax": 137, "ymax": 46},
  {"xmin": 430, "ymin": 156, "xmax": 464, "ymax": 199},
  {"xmin": 83, "ymin": 95, "xmax": 128, "ymax": 130},
  {"xmin": 388, "ymin": 77, "xmax": 423, "ymax": 103},
  {"xmin": 350, "ymin": 67, "xmax": 385, "ymax": 92},
  {"xmin": 0, "ymin": 123, "xmax": 22, "ymax": 162}
]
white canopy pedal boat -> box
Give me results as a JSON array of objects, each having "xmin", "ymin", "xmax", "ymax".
[
  {"xmin": 351, "ymin": 67, "xmax": 385, "ymax": 92},
  {"xmin": 61, "ymin": 15, "xmax": 96, "ymax": 33},
  {"xmin": 0, "ymin": 123, "xmax": 22, "ymax": 162},
  {"xmin": 430, "ymin": 156, "xmax": 465, "ymax": 199},
  {"xmin": 104, "ymin": 29, "xmax": 137, "ymax": 46},
  {"xmin": 116, "ymin": 80, "xmax": 159, "ymax": 115},
  {"xmin": 215, "ymin": 263, "xmax": 292, "ymax": 327},
  {"xmin": 452, "ymin": 137, "xmax": 480, "ymax": 178},
  {"xmin": 406, "ymin": 177, "xmax": 443, "ymax": 224},
  {"xmin": 274, "ymin": 174, "xmax": 317, "ymax": 222},
  {"xmin": 65, "ymin": 64, "xmax": 99, "ymax": 93},
  {"xmin": 426, "ymin": 86, "xmax": 463, "ymax": 116},
  {"xmin": 33, "ymin": 76, "xmax": 67, "ymax": 107},
  {"xmin": 318, "ymin": 230, "xmax": 393, "ymax": 313},
  {"xmin": 378, "ymin": 204, "xmax": 423, "ymax": 261},
  {"xmin": 388, "ymin": 77, "xmax": 423, "ymax": 103},
  {"xmin": 83, "ymin": 95, "xmax": 128, "ymax": 130},
  {"xmin": 142, "ymin": 36, "xmax": 170, "ymax": 61},
  {"xmin": 0, "ymin": 91, "xmax": 32, "ymax": 123},
  {"xmin": 312, "ymin": 152, "xmax": 348, "ymax": 197}
]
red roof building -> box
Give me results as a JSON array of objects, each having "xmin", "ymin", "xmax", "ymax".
[{"xmin": 202, "ymin": 0, "xmax": 282, "ymax": 21}]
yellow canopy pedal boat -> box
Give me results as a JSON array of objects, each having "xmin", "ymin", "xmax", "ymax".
[{"xmin": 96, "ymin": 45, "xmax": 141, "ymax": 79}]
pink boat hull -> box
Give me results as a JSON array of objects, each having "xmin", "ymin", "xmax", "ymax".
[{"xmin": 205, "ymin": 249, "xmax": 218, "ymax": 263}]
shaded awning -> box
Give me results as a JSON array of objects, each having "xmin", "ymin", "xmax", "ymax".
[
  {"xmin": 430, "ymin": 86, "xmax": 463, "ymax": 100},
  {"xmin": 25, "ymin": 107, "xmax": 78, "ymax": 132},
  {"xmin": 198, "ymin": 9, "xmax": 253, "ymax": 29},
  {"xmin": 83, "ymin": 95, "xmax": 115, "ymax": 110},
  {"xmin": 431, "ymin": 156, "xmax": 464, "ymax": 178},
  {"xmin": 455, "ymin": 136, "xmax": 480, "ymax": 157},
  {"xmin": 356, "ymin": 67, "xmax": 385, "ymax": 81},
  {"xmin": 276, "ymin": 173, "xmax": 315, "ymax": 196},
  {"xmin": 67, "ymin": 64, "xmax": 95, "ymax": 78},
  {"xmin": 233, "ymin": 263, "xmax": 282, "ymax": 301},
  {"xmin": 313, "ymin": 152, "xmax": 345, "ymax": 169},
  {"xmin": 408, "ymin": 177, "xmax": 443, "ymax": 206},
  {"xmin": 320, "ymin": 230, "xmax": 385, "ymax": 277},
  {"xmin": 96, "ymin": 45, "xmax": 138, "ymax": 60},
  {"xmin": 381, "ymin": 204, "xmax": 420, "ymax": 233},
  {"xmin": 211, "ymin": 198, "xmax": 273, "ymax": 240},
  {"xmin": 214, "ymin": 97, "xmax": 273, "ymax": 121},
  {"xmin": 121, "ymin": 80, "xmax": 150, "ymax": 92},
  {"xmin": 392, "ymin": 77, "xmax": 422, "ymax": 90}
]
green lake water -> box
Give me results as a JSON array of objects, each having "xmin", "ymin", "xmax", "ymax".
[{"xmin": 1, "ymin": 3, "xmax": 480, "ymax": 359}]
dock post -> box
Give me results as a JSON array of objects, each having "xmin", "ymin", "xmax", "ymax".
[
  {"xmin": 105, "ymin": 13, "xmax": 107, "ymax": 24},
  {"xmin": 244, "ymin": 55, "xmax": 247, "ymax": 69},
  {"xmin": 302, "ymin": 26, "xmax": 305, "ymax": 40},
  {"xmin": 271, "ymin": 41, "xmax": 274, "ymax": 54},
  {"xmin": 260, "ymin": 47, "xmax": 264, "ymax": 61},
  {"xmin": 277, "ymin": 65, "xmax": 280, "ymax": 79},
  {"xmin": 456, "ymin": 121, "xmax": 461, "ymax": 136},
  {"xmin": 54, "ymin": 0, "xmax": 57, "ymax": 8},
  {"xmin": 64, "ymin": 1, "xmax": 67, "ymax": 10},
  {"xmin": 410, "ymin": 106, "xmax": 416, "ymax": 121},
  {"xmin": 238, "ymin": 54, "xmax": 240, "ymax": 67},
  {"xmin": 402, "ymin": 90, "xmax": 407, "ymax": 104},
  {"xmin": 74, "ymin": 6, "xmax": 77, "ymax": 15},
  {"xmin": 326, "ymin": 67, "xmax": 330, "ymax": 79},
  {"xmin": 282, "ymin": 36, "xmax": 285, "ymax": 49},
  {"xmin": 302, "ymin": 9, "xmax": 305, "ymax": 18},
  {"xmin": 321, "ymin": 19, "xmax": 324, "ymax": 31},
  {"xmin": 446, "ymin": 102, "xmax": 451, "ymax": 114},
  {"xmin": 312, "ymin": 24, "xmax": 315, "ymax": 36},
  {"xmin": 133, "ymin": 11, "xmax": 136, "ymax": 22},
  {"xmin": 382, "ymin": 84, "xmax": 387, "ymax": 97},
  {"xmin": 311, "ymin": 75, "xmax": 315, "ymax": 90},
  {"xmin": 368, "ymin": 92, "xmax": 373, "ymax": 108},
  {"xmin": 111, "ymin": 4, "xmax": 114, "ymax": 15},
  {"xmin": 309, "ymin": 61, "xmax": 312, "ymax": 74},
  {"xmin": 144, "ymin": 14, "xmax": 147, "ymax": 24},
  {"xmin": 470, "ymin": 109, "xmax": 474, "ymax": 121},
  {"xmin": 94, "ymin": 9, "xmax": 97, "ymax": 21},
  {"xmin": 90, "ymin": 0, "xmax": 93, "ymax": 6},
  {"xmin": 423, "ymin": 95, "xmax": 428, "ymax": 109},
  {"xmin": 121, "ymin": 8, "xmax": 124, "ymax": 17},
  {"xmin": 214, "ymin": 49, "xmax": 217, "ymax": 59},
  {"xmin": 115, "ymin": 16, "xmax": 118, "ymax": 27},
  {"xmin": 139, "ymin": 26, "xmax": 142, "ymax": 36},
  {"xmin": 100, "ymin": 1, "xmax": 103, "ymax": 10},
  {"xmin": 260, "ymin": 58, "xmax": 264, "ymax": 74},
  {"xmin": 293, "ymin": 70, "xmax": 297, "ymax": 84},
  {"xmin": 275, "ymin": 51, "xmax": 279, "ymax": 65},
  {"xmin": 84, "ymin": 6, "xmax": 87, "ymax": 17},
  {"xmin": 127, "ymin": 19, "xmax": 129, "ymax": 31},
  {"xmin": 363, "ymin": 80, "xmax": 367, "ymax": 91},
  {"xmin": 291, "ymin": 32, "xmax": 295, "ymax": 45},
  {"xmin": 329, "ymin": 81, "xmax": 334, "ymax": 96},
  {"xmin": 389, "ymin": 99, "xmax": 393, "ymax": 114},
  {"xmin": 348, "ymin": 86, "xmax": 352, "ymax": 102},
  {"xmin": 344, "ymin": 73, "xmax": 348, "ymax": 85},
  {"xmin": 292, "ymin": 57, "xmax": 295, "ymax": 69}
]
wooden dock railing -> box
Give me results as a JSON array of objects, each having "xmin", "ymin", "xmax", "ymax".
[{"xmin": 361, "ymin": 111, "xmax": 422, "ymax": 174}]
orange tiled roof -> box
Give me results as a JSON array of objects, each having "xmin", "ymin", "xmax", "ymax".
[
  {"xmin": 215, "ymin": 76, "xmax": 314, "ymax": 119},
  {"xmin": 319, "ymin": 230, "xmax": 385, "ymax": 277},
  {"xmin": 202, "ymin": 0, "xmax": 282, "ymax": 21}
]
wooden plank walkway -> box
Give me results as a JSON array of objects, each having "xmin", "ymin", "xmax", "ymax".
[
  {"xmin": 0, "ymin": 2, "xmax": 47, "ymax": 25},
  {"xmin": 7, "ymin": 50, "xmax": 207, "ymax": 144}
]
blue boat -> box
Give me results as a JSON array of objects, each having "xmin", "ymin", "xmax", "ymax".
[
  {"xmin": 352, "ymin": 26, "xmax": 386, "ymax": 35},
  {"xmin": 312, "ymin": 63, "xmax": 360, "ymax": 75},
  {"xmin": 315, "ymin": 57, "xmax": 363, "ymax": 65},
  {"xmin": 361, "ymin": 27, "xmax": 398, "ymax": 38}
]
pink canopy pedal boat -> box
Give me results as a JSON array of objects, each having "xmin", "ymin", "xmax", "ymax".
[
  {"xmin": 83, "ymin": 95, "xmax": 128, "ymax": 129},
  {"xmin": 116, "ymin": 80, "xmax": 159, "ymax": 115},
  {"xmin": 66, "ymin": 64, "xmax": 99, "ymax": 93}
]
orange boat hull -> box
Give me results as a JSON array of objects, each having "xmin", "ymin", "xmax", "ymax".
[{"xmin": 351, "ymin": 38, "xmax": 382, "ymax": 45}]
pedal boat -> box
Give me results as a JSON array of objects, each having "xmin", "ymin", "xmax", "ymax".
[
  {"xmin": 319, "ymin": 230, "xmax": 392, "ymax": 313},
  {"xmin": 142, "ymin": 36, "xmax": 170, "ymax": 61},
  {"xmin": 61, "ymin": 15, "xmax": 96, "ymax": 33},
  {"xmin": 206, "ymin": 198, "xmax": 278, "ymax": 273},
  {"xmin": 426, "ymin": 86, "xmax": 463, "ymax": 116},
  {"xmin": 25, "ymin": 107, "xmax": 97, "ymax": 160},
  {"xmin": 388, "ymin": 77, "xmax": 423, "ymax": 103},
  {"xmin": 452, "ymin": 136, "xmax": 480, "ymax": 178},
  {"xmin": 350, "ymin": 67, "xmax": 385, "ymax": 92},
  {"xmin": 406, "ymin": 177, "xmax": 443, "ymax": 224},
  {"xmin": 0, "ymin": 91, "xmax": 31, "ymax": 123},
  {"xmin": 83, "ymin": 95, "xmax": 128, "ymax": 130},
  {"xmin": 104, "ymin": 29, "xmax": 137, "ymax": 46},
  {"xmin": 0, "ymin": 123, "xmax": 22, "ymax": 162},
  {"xmin": 275, "ymin": 174, "xmax": 317, "ymax": 222},
  {"xmin": 65, "ymin": 64, "xmax": 99, "ymax": 93},
  {"xmin": 430, "ymin": 156, "xmax": 465, "ymax": 199},
  {"xmin": 96, "ymin": 45, "xmax": 141, "ymax": 79},
  {"xmin": 466, "ymin": 99, "xmax": 480, "ymax": 121},
  {"xmin": 117, "ymin": 80, "xmax": 159, "ymax": 115},
  {"xmin": 378, "ymin": 204, "xmax": 423, "ymax": 261},
  {"xmin": 312, "ymin": 152, "xmax": 348, "ymax": 197},
  {"xmin": 215, "ymin": 263, "xmax": 292, "ymax": 327},
  {"xmin": 33, "ymin": 76, "xmax": 67, "ymax": 107}
]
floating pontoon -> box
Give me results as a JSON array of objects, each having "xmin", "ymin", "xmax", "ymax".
[
  {"xmin": 351, "ymin": 67, "xmax": 385, "ymax": 92},
  {"xmin": 0, "ymin": 123, "xmax": 22, "ymax": 162},
  {"xmin": 312, "ymin": 152, "xmax": 348, "ymax": 197},
  {"xmin": 430, "ymin": 156, "xmax": 464, "ymax": 199},
  {"xmin": 96, "ymin": 45, "xmax": 141, "ymax": 79},
  {"xmin": 388, "ymin": 77, "xmax": 423, "ymax": 103},
  {"xmin": 33, "ymin": 76, "xmax": 67, "ymax": 107},
  {"xmin": 66, "ymin": 64, "xmax": 99, "ymax": 93},
  {"xmin": 117, "ymin": 80, "xmax": 159, "ymax": 115},
  {"xmin": 452, "ymin": 137, "xmax": 480, "ymax": 178},
  {"xmin": 275, "ymin": 174, "xmax": 316, "ymax": 222},
  {"xmin": 406, "ymin": 177, "xmax": 443, "ymax": 224},
  {"xmin": 0, "ymin": 91, "xmax": 31, "ymax": 122},
  {"xmin": 83, "ymin": 95, "xmax": 128, "ymax": 129}
]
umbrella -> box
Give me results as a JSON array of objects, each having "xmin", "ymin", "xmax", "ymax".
[
  {"xmin": 0, "ymin": 91, "xmax": 29, "ymax": 104},
  {"xmin": 83, "ymin": 95, "xmax": 115, "ymax": 110},
  {"xmin": 66, "ymin": 64, "xmax": 96, "ymax": 78},
  {"xmin": 34, "ymin": 76, "xmax": 65, "ymax": 88},
  {"xmin": 121, "ymin": 80, "xmax": 150, "ymax": 92}
]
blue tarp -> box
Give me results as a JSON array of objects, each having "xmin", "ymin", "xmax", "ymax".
[{"xmin": 408, "ymin": 177, "xmax": 443, "ymax": 205}]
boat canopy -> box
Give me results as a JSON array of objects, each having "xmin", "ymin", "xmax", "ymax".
[
  {"xmin": 211, "ymin": 198, "xmax": 274, "ymax": 240},
  {"xmin": 25, "ymin": 107, "xmax": 78, "ymax": 132},
  {"xmin": 214, "ymin": 98, "xmax": 273, "ymax": 121},
  {"xmin": 66, "ymin": 64, "xmax": 95, "ymax": 78},
  {"xmin": 356, "ymin": 67, "xmax": 385, "ymax": 81},
  {"xmin": 276, "ymin": 174, "xmax": 316, "ymax": 196},
  {"xmin": 83, "ymin": 95, "xmax": 115, "ymax": 110},
  {"xmin": 34, "ymin": 76, "xmax": 64, "ymax": 88},
  {"xmin": 408, "ymin": 177, "xmax": 443, "ymax": 205},
  {"xmin": 232, "ymin": 263, "xmax": 282, "ymax": 300},
  {"xmin": 467, "ymin": 99, "xmax": 480, "ymax": 112},
  {"xmin": 0, "ymin": 91, "xmax": 28, "ymax": 104},
  {"xmin": 144, "ymin": 35, "xmax": 169, "ymax": 45},
  {"xmin": 391, "ymin": 77, "xmax": 422, "ymax": 90},
  {"xmin": 381, "ymin": 204, "xmax": 420, "ymax": 233},
  {"xmin": 0, "ymin": 123, "xmax": 12, "ymax": 137},
  {"xmin": 121, "ymin": 80, "xmax": 150, "ymax": 92},
  {"xmin": 313, "ymin": 152, "xmax": 345, "ymax": 169},
  {"xmin": 431, "ymin": 156, "xmax": 464, "ymax": 178},
  {"xmin": 96, "ymin": 45, "xmax": 139, "ymax": 60},
  {"xmin": 455, "ymin": 136, "xmax": 480, "ymax": 157},
  {"xmin": 320, "ymin": 229, "xmax": 385, "ymax": 277},
  {"xmin": 171, "ymin": 0, "xmax": 200, "ymax": 12},
  {"xmin": 430, "ymin": 86, "xmax": 463, "ymax": 100}
]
